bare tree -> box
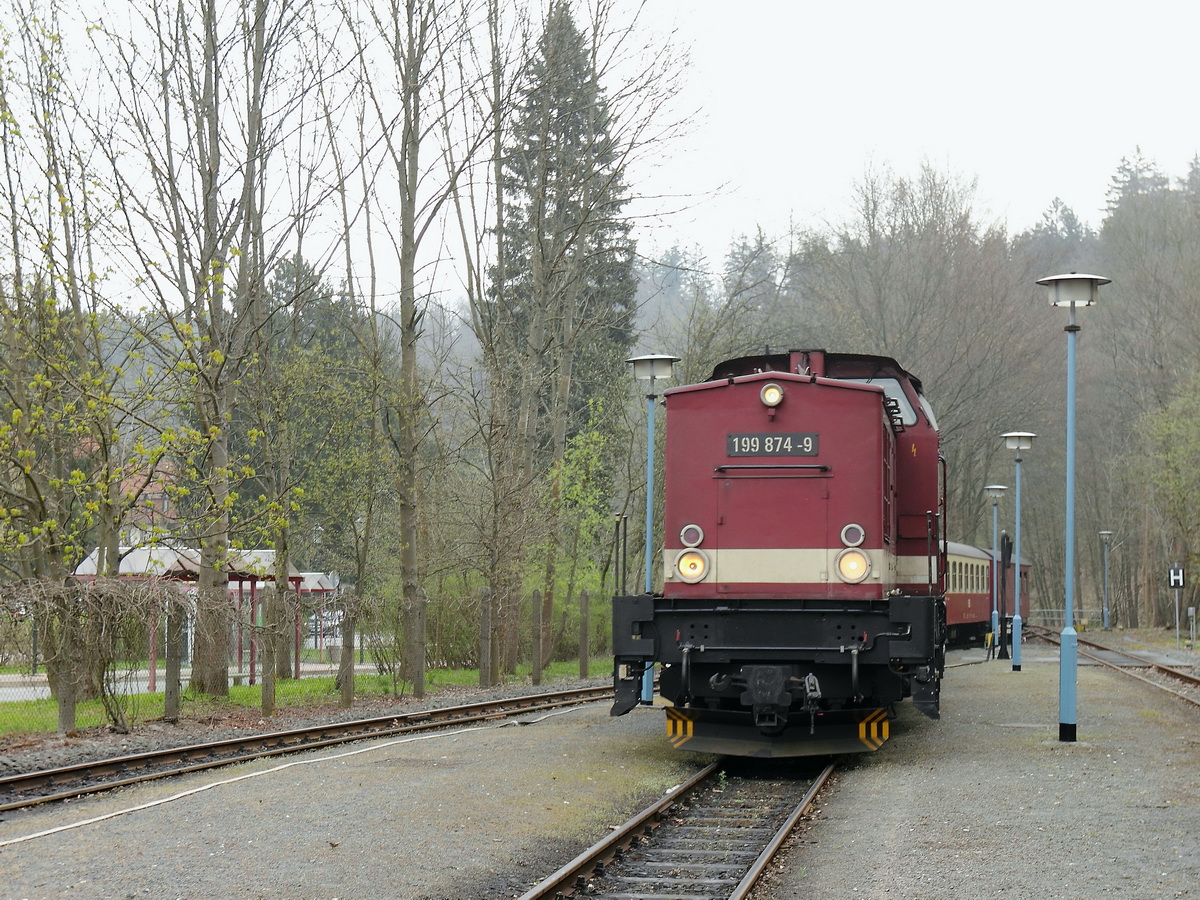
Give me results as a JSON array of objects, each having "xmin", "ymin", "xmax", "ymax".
[
  {"xmin": 0, "ymin": 0, "xmax": 179, "ymax": 728},
  {"xmin": 341, "ymin": 0, "xmax": 489, "ymax": 697},
  {"xmin": 93, "ymin": 0, "xmax": 323, "ymax": 695},
  {"xmin": 780, "ymin": 164, "xmax": 1057, "ymax": 545},
  {"xmin": 1087, "ymin": 153, "xmax": 1200, "ymax": 626},
  {"xmin": 443, "ymin": 0, "xmax": 532, "ymax": 681}
]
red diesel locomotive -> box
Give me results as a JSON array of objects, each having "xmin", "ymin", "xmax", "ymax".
[{"xmin": 612, "ymin": 349, "xmax": 946, "ymax": 756}]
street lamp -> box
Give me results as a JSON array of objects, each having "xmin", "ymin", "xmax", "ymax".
[
  {"xmin": 627, "ymin": 353, "xmax": 679, "ymax": 704},
  {"xmin": 1099, "ymin": 530, "xmax": 1114, "ymax": 630},
  {"xmin": 1000, "ymin": 432, "xmax": 1035, "ymax": 672},
  {"xmin": 985, "ymin": 485, "xmax": 1008, "ymax": 654},
  {"xmin": 1038, "ymin": 272, "xmax": 1109, "ymax": 742}
]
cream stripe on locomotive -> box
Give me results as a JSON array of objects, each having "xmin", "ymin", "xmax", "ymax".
[
  {"xmin": 894, "ymin": 554, "xmax": 941, "ymax": 583},
  {"xmin": 664, "ymin": 547, "xmax": 937, "ymax": 585}
]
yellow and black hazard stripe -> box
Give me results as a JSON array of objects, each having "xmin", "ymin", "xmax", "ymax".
[
  {"xmin": 857, "ymin": 708, "xmax": 890, "ymax": 750},
  {"xmin": 665, "ymin": 707, "xmax": 694, "ymax": 749}
]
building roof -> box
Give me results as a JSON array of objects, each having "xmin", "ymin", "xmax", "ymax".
[{"xmin": 74, "ymin": 546, "xmax": 302, "ymax": 581}]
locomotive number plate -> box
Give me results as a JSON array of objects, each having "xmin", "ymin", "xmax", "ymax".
[{"xmin": 726, "ymin": 433, "xmax": 819, "ymax": 456}]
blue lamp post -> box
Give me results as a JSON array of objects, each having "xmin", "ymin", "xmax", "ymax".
[
  {"xmin": 627, "ymin": 353, "xmax": 679, "ymax": 704},
  {"xmin": 985, "ymin": 485, "xmax": 1007, "ymax": 654},
  {"xmin": 1000, "ymin": 432, "xmax": 1035, "ymax": 671},
  {"xmin": 1037, "ymin": 272, "xmax": 1109, "ymax": 742}
]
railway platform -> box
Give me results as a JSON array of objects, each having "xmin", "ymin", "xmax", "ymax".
[{"xmin": 758, "ymin": 645, "xmax": 1200, "ymax": 899}]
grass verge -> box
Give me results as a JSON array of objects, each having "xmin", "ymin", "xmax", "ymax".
[{"xmin": 0, "ymin": 657, "xmax": 608, "ymax": 740}]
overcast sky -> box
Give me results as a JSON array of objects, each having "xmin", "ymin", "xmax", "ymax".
[{"xmin": 625, "ymin": 0, "xmax": 1200, "ymax": 261}]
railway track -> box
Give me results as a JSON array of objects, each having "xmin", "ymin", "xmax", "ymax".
[
  {"xmin": 0, "ymin": 685, "xmax": 613, "ymax": 813},
  {"xmin": 518, "ymin": 757, "xmax": 837, "ymax": 900},
  {"xmin": 1026, "ymin": 625, "xmax": 1200, "ymax": 707}
]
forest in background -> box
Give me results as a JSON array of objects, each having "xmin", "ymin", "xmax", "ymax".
[{"xmin": 0, "ymin": 0, "xmax": 1196, "ymax": 731}]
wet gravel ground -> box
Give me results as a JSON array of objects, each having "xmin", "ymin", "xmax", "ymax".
[
  {"xmin": 753, "ymin": 639, "xmax": 1200, "ymax": 900},
  {"xmin": 0, "ymin": 686, "xmax": 708, "ymax": 900},
  {"xmin": 2, "ymin": 633, "xmax": 1198, "ymax": 899}
]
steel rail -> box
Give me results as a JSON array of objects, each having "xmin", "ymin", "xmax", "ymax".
[
  {"xmin": 729, "ymin": 759, "xmax": 837, "ymax": 900},
  {"xmin": 1026, "ymin": 626, "xmax": 1200, "ymax": 707},
  {"xmin": 517, "ymin": 762, "xmax": 721, "ymax": 900},
  {"xmin": 0, "ymin": 685, "xmax": 613, "ymax": 812},
  {"xmin": 518, "ymin": 758, "xmax": 838, "ymax": 900}
]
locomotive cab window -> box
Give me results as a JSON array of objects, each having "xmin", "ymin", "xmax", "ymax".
[
  {"xmin": 919, "ymin": 395, "xmax": 939, "ymax": 431},
  {"xmin": 839, "ymin": 378, "xmax": 918, "ymax": 426}
]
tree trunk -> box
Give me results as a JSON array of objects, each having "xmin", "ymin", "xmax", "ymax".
[
  {"xmin": 190, "ymin": 521, "xmax": 231, "ymax": 696},
  {"xmin": 531, "ymin": 588, "xmax": 542, "ymax": 685},
  {"xmin": 478, "ymin": 586, "xmax": 493, "ymax": 687},
  {"xmin": 55, "ymin": 603, "xmax": 77, "ymax": 734},
  {"xmin": 578, "ymin": 588, "xmax": 589, "ymax": 678},
  {"xmin": 394, "ymin": 0, "xmax": 427, "ymax": 701},
  {"xmin": 164, "ymin": 598, "xmax": 182, "ymax": 724},
  {"xmin": 261, "ymin": 583, "xmax": 277, "ymax": 716},
  {"xmin": 337, "ymin": 585, "xmax": 357, "ymax": 708}
]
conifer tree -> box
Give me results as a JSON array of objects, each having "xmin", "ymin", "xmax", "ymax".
[{"xmin": 490, "ymin": 0, "xmax": 636, "ymax": 670}]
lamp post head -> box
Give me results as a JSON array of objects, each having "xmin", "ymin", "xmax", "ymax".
[
  {"xmin": 1001, "ymin": 431, "xmax": 1036, "ymax": 452},
  {"xmin": 985, "ymin": 484, "xmax": 1008, "ymax": 501},
  {"xmin": 1036, "ymin": 272, "xmax": 1110, "ymax": 308},
  {"xmin": 626, "ymin": 353, "xmax": 680, "ymax": 381},
  {"xmin": 1099, "ymin": 529, "xmax": 1114, "ymax": 543}
]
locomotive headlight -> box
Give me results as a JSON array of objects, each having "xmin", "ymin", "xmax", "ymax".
[
  {"xmin": 674, "ymin": 548, "xmax": 709, "ymax": 583},
  {"xmin": 760, "ymin": 382, "xmax": 784, "ymax": 407},
  {"xmin": 840, "ymin": 523, "xmax": 866, "ymax": 547},
  {"xmin": 835, "ymin": 548, "xmax": 871, "ymax": 584},
  {"xmin": 680, "ymin": 524, "xmax": 704, "ymax": 547}
]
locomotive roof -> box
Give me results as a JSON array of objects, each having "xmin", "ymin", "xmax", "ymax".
[
  {"xmin": 707, "ymin": 349, "xmax": 924, "ymax": 394},
  {"xmin": 664, "ymin": 368, "xmax": 887, "ymax": 399}
]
